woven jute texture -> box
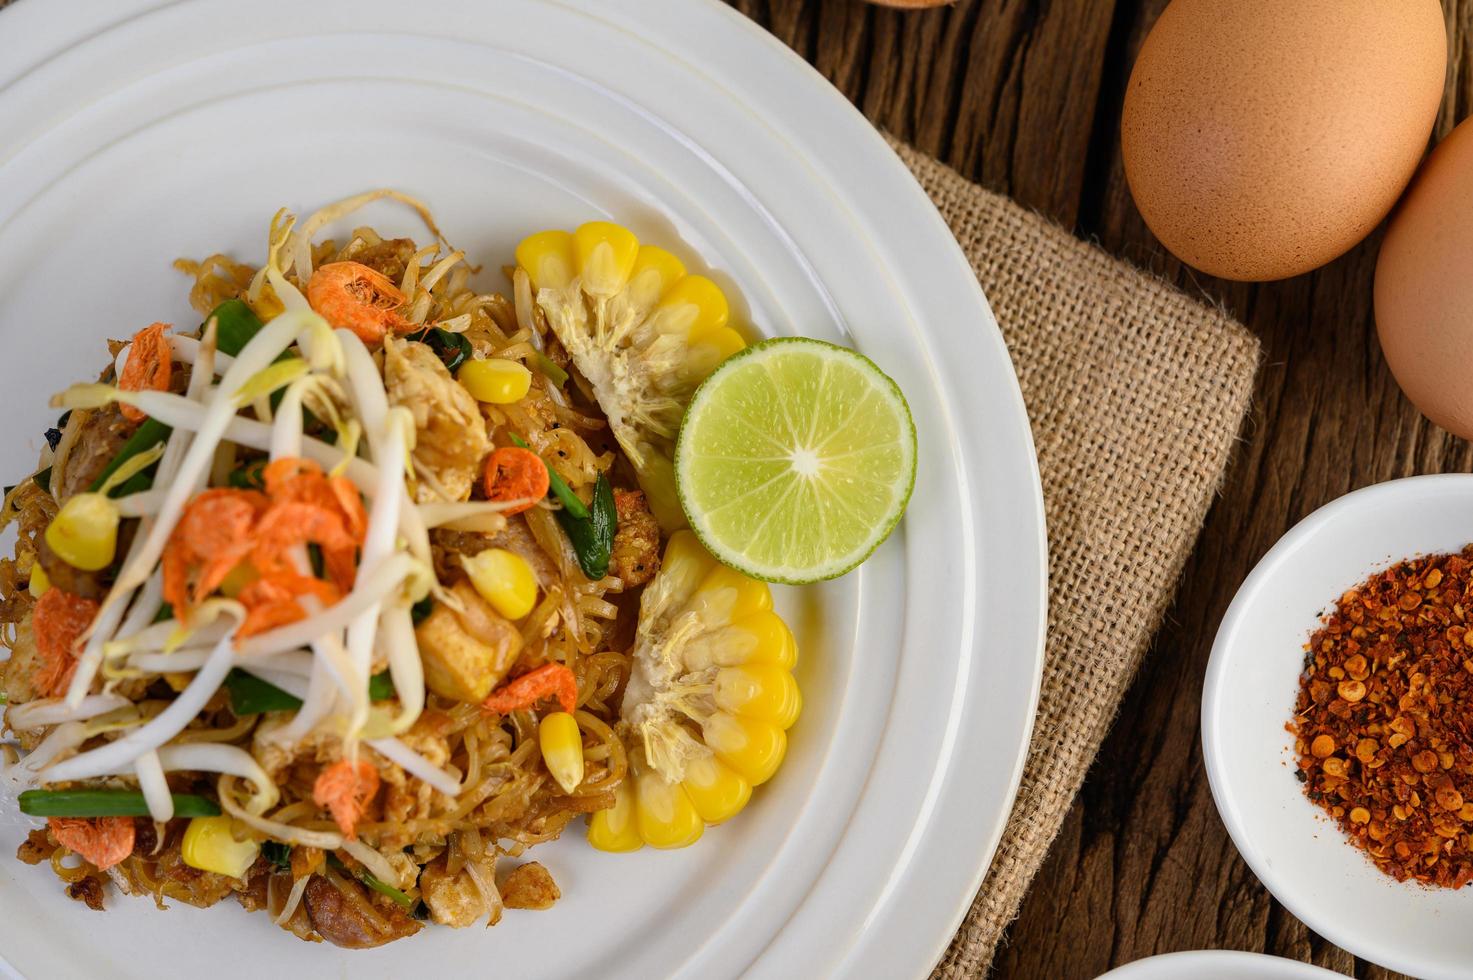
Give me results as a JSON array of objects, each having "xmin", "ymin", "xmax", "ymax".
[{"xmin": 891, "ymin": 142, "xmax": 1262, "ymax": 977}]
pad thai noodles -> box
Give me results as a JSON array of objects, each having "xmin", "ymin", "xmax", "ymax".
[{"xmin": 0, "ymin": 193, "xmax": 804, "ymax": 946}]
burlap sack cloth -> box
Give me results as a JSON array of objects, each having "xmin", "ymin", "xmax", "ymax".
[{"xmin": 887, "ymin": 141, "xmax": 1262, "ymax": 977}]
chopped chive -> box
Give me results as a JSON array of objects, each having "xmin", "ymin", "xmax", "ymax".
[
  {"xmin": 532, "ymin": 352, "xmax": 568, "ymax": 387},
  {"xmin": 262, "ymin": 840, "xmax": 291, "ymax": 870},
  {"xmin": 556, "ymin": 474, "xmax": 617, "ymax": 580},
  {"xmin": 227, "ymin": 459, "xmax": 267, "ymax": 490},
  {"xmin": 368, "ymin": 672, "xmax": 395, "ymax": 701},
  {"xmin": 411, "ymin": 595, "xmax": 434, "ymax": 626},
  {"xmin": 208, "ymin": 300, "xmax": 265, "ymax": 358},
  {"xmin": 90, "ymin": 419, "xmax": 170, "ymax": 497},
  {"xmin": 407, "ymin": 326, "xmax": 472, "ymax": 373},
  {"xmin": 360, "ymin": 872, "xmax": 416, "ymax": 911},
  {"xmin": 225, "ymin": 669, "xmax": 395, "ymax": 716},
  {"xmin": 327, "ymin": 853, "xmax": 415, "ymax": 911},
  {"xmin": 18, "ymin": 788, "xmax": 219, "ymax": 818},
  {"xmin": 224, "ymin": 670, "xmax": 301, "ymax": 715}
]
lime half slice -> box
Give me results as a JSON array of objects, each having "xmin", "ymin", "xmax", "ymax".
[{"xmin": 674, "ymin": 337, "xmax": 917, "ymax": 584}]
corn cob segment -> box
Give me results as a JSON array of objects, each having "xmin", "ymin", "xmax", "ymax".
[
  {"xmin": 588, "ymin": 531, "xmax": 801, "ymax": 851},
  {"xmin": 516, "ymin": 224, "xmax": 745, "ymax": 531}
]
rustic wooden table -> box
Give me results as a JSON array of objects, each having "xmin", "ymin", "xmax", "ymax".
[{"xmin": 729, "ymin": 1, "xmax": 1473, "ymax": 977}]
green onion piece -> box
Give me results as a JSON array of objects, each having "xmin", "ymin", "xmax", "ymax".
[
  {"xmin": 208, "ymin": 299, "xmax": 265, "ymax": 358},
  {"xmin": 546, "ymin": 470, "xmax": 591, "ymax": 521},
  {"xmin": 18, "ymin": 789, "xmax": 219, "ymax": 818},
  {"xmin": 508, "ymin": 433, "xmax": 589, "ymax": 520},
  {"xmin": 262, "ymin": 840, "xmax": 291, "ymax": 870},
  {"xmin": 410, "ymin": 596, "xmax": 434, "ymax": 626},
  {"xmin": 0, "ymin": 692, "xmax": 8, "ymax": 705},
  {"xmin": 208, "ymin": 300, "xmax": 300, "ymax": 414},
  {"xmin": 226, "ymin": 669, "xmax": 396, "ymax": 716},
  {"xmin": 152, "ymin": 602, "xmax": 173, "ymax": 624},
  {"xmin": 533, "ymin": 352, "xmax": 569, "ymax": 387},
  {"xmin": 90, "ymin": 418, "xmax": 170, "ymax": 497},
  {"xmin": 556, "ymin": 474, "xmax": 617, "ymax": 580},
  {"xmin": 221, "ymin": 673, "xmax": 292, "ymax": 715},
  {"xmin": 224, "ymin": 670, "xmax": 302, "ymax": 715},
  {"xmin": 368, "ymin": 672, "xmax": 395, "ymax": 701},
  {"xmin": 327, "ymin": 853, "xmax": 415, "ymax": 912},
  {"xmin": 360, "ymin": 871, "xmax": 416, "ymax": 911},
  {"xmin": 227, "ymin": 459, "xmax": 267, "ymax": 490},
  {"xmin": 408, "ymin": 327, "xmax": 472, "ymax": 373}
]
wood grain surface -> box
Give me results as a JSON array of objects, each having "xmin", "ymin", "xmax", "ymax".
[{"xmin": 726, "ymin": 1, "xmax": 1473, "ymax": 977}]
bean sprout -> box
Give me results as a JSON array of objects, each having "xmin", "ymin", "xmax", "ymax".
[
  {"xmin": 44, "ymin": 607, "xmax": 243, "ymax": 784},
  {"xmin": 6, "ymin": 694, "xmax": 130, "ymax": 730}
]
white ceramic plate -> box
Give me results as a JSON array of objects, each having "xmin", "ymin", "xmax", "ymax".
[
  {"xmin": 0, "ymin": 0, "xmax": 1047, "ymax": 977},
  {"xmin": 1204, "ymin": 476, "xmax": 1473, "ymax": 980},
  {"xmin": 1096, "ymin": 951, "xmax": 1342, "ymax": 980}
]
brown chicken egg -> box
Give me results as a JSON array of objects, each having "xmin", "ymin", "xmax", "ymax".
[
  {"xmin": 1375, "ymin": 118, "xmax": 1473, "ymax": 439},
  {"xmin": 1122, "ymin": 0, "xmax": 1446, "ymax": 282}
]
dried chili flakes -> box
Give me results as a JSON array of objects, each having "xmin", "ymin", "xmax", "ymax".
[{"xmin": 1291, "ymin": 546, "xmax": 1473, "ymax": 888}]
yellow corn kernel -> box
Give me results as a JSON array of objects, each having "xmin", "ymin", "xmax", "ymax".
[
  {"xmin": 685, "ymin": 326, "xmax": 747, "ymax": 378},
  {"xmin": 705, "ymin": 711, "xmax": 787, "ymax": 786},
  {"xmin": 588, "ymin": 779, "xmax": 643, "ymax": 852},
  {"xmin": 44, "ymin": 493, "xmax": 119, "ymax": 571},
  {"xmin": 624, "ymin": 245, "xmax": 686, "ymax": 311},
  {"xmin": 575, "ymin": 222, "xmax": 640, "ymax": 297},
  {"xmin": 690, "ymin": 565, "xmax": 772, "ymax": 624},
  {"xmin": 27, "ymin": 562, "xmax": 49, "ymax": 598},
  {"xmin": 714, "ymin": 664, "xmax": 802, "ymax": 729},
  {"xmin": 181, "ymin": 816, "xmax": 259, "ymax": 879},
  {"xmin": 516, "ymin": 230, "xmax": 576, "ymax": 291},
  {"xmin": 681, "ymin": 754, "xmax": 751, "ymax": 825},
  {"xmin": 650, "ymin": 274, "xmax": 729, "ymax": 338},
  {"xmin": 462, "ymin": 548, "xmax": 538, "ymax": 620},
  {"xmin": 658, "ymin": 530, "xmax": 721, "ymax": 611},
  {"xmin": 539, "ymin": 711, "xmax": 585, "ymax": 794},
  {"xmin": 458, "ymin": 358, "xmax": 532, "ymax": 405},
  {"xmin": 738, "ymin": 612, "xmax": 799, "ymax": 668},
  {"xmin": 683, "ymin": 324, "xmax": 742, "ymax": 359},
  {"xmin": 634, "ymin": 766, "xmax": 705, "ymax": 849},
  {"xmin": 683, "ymin": 612, "xmax": 797, "ymax": 672}
]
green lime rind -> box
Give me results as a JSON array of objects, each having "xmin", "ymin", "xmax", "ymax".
[{"xmin": 674, "ymin": 337, "xmax": 917, "ymax": 585}]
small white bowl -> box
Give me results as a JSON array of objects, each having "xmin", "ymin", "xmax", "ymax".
[
  {"xmin": 1096, "ymin": 950, "xmax": 1341, "ymax": 980},
  {"xmin": 1204, "ymin": 475, "xmax": 1473, "ymax": 980}
]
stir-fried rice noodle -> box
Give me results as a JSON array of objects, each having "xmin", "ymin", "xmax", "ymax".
[{"xmin": 0, "ymin": 192, "xmax": 644, "ymax": 943}]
